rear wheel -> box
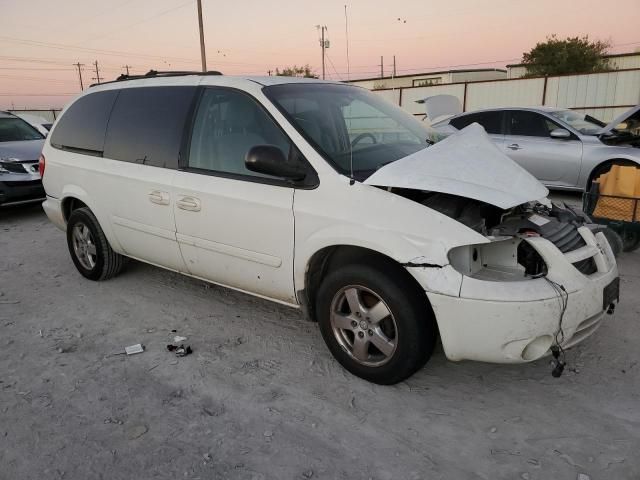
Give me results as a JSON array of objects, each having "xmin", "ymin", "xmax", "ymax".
[
  {"xmin": 67, "ymin": 207, "xmax": 126, "ymax": 280},
  {"xmin": 316, "ymin": 262, "xmax": 436, "ymax": 385}
]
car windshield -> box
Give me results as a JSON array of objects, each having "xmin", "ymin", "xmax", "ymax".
[
  {"xmin": 549, "ymin": 110, "xmax": 604, "ymax": 135},
  {"xmin": 263, "ymin": 83, "xmax": 431, "ymax": 180},
  {"xmin": 0, "ymin": 117, "xmax": 44, "ymax": 142}
]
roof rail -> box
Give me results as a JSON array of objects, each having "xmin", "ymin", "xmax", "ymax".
[{"xmin": 90, "ymin": 69, "xmax": 223, "ymax": 87}]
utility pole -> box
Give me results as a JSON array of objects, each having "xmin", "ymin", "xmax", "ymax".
[
  {"xmin": 393, "ymin": 55, "xmax": 396, "ymax": 77},
  {"xmin": 91, "ymin": 60, "xmax": 103, "ymax": 84},
  {"xmin": 196, "ymin": 0, "xmax": 207, "ymax": 72},
  {"xmin": 73, "ymin": 62, "xmax": 85, "ymax": 91},
  {"xmin": 317, "ymin": 25, "xmax": 328, "ymax": 80},
  {"xmin": 380, "ymin": 56, "xmax": 384, "ymax": 78},
  {"xmin": 122, "ymin": 64, "xmax": 132, "ymax": 76}
]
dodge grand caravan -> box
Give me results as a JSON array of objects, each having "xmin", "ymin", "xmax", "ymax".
[{"xmin": 41, "ymin": 72, "xmax": 619, "ymax": 384}]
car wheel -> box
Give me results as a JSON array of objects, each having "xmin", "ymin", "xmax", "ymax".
[
  {"xmin": 67, "ymin": 207, "xmax": 126, "ymax": 281},
  {"xmin": 316, "ymin": 262, "xmax": 436, "ymax": 385},
  {"xmin": 621, "ymin": 229, "xmax": 640, "ymax": 252},
  {"xmin": 597, "ymin": 226, "xmax": 623, "ymax": 257}
]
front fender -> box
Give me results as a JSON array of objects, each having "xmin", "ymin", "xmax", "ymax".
[{"xmin": 293, "ymin": 177, "xmax": 486, "ymax": 297}]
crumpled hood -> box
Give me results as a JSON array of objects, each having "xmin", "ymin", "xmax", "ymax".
[
  {"xmin": 364, "ymin": 123, "xmax": 549, "ymax": 209},
  {"xmin": 595, "ymin": 104, "xmax": 640, "ymax": 136},
  {"xmin": 0, "ymin": 139, "xmax": 45, "ymax": 161}
]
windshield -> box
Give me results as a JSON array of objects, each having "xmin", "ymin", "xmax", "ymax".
[
  {"xmin": 0, "ymin": 117, "xmax": 44, "ymax": 142},
  {"xmin": 549, "ymin": 110, "xmax": 604, "ymax": 135},
  {"xmin": 264, "ymin": 83, "xmax": 431, "ymax": 179}
]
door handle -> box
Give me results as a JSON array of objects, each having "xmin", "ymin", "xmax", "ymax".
[
  {"xmin": 507, "ymin": 143, "xmax": 522, "ymax": 150},
  {"xmin": 177, "ymin": 196, "xmax": 201, "ymax": 212},
  {"xmin": 148, "ymin": 190, "xmax": 170, "ymax": 205}
]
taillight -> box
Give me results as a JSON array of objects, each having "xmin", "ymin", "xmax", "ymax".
[{"xmin": 38, "ymin": 154, "xmax": 45, "ymax": 177}]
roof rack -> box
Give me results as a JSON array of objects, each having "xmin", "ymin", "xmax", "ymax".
[{"xmin": 90, "ymin": 69, "xmax": 223, "ymax": 87}]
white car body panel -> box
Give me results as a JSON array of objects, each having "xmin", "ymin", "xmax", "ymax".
[
  {"xmin": 364, "ymin": 124, "xmax": 549, "ymax": 209},
  {"xmin": 172, "ymin": 170, "xmax": 296, "ymax": 303},
  {"xmin": 418, "ymin": 94, "xmax": 462, "ymax": 124},
  {"xmin": 41, "ymin": 75, "xmax": 619, "ymax": 366}
]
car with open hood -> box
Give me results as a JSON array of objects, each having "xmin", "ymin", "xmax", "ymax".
[
  {"xmin": 0, "ymin": 111, "xmax": 46, "ymax": 207},
  {"xmin": 40, "ymin": 73, "xmax": 618, "ymax": 384},
  {"xmin": 425, "ymin": 95, "xmax": 640, "ymax": 192}
]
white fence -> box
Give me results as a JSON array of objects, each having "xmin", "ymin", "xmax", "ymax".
[{"xmin": 375, "ymin": 68, "xmax": 640, "ymax": 123}]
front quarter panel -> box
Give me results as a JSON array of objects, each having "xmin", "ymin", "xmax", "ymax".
[
  {"xmin": 294, "ymin": 173, "xmax": 488, "ymax": 297},
  {"xmin": 580, "ymin": 140, "xmax": 640, "ymax": 187}
]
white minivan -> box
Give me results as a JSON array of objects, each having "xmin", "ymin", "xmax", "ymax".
[{"xmin": 41, "ymin": 72, "xmax": 619, "ymax": 384}]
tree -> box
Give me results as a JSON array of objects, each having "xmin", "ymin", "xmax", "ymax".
[
  {"xmin": 275, "ymin": 64, "xmax": 318, "ymax": 78},
  {"xmin": 521, "ymin": 35, "xmax": 610, "ymax": 77}
]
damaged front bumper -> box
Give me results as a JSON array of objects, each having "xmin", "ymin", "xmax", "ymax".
[{"xmin": 408, "ymin": 227, "xmax": 619, "ymax": 363}]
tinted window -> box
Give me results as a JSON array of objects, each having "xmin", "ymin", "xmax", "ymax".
[
  {"xmin": 0, "ymin": 117, "xmax": 44, "ymax": 142},
  {"xmin": 50, "ymin": 90, "xmax": 117, "ymax": 152},
  {"xmin": 450, "ymin": 111, "xmax": 503, "ymax": 134},
  {"xmin": 188, "ymin": 88, "xmax": 291, "ymax": 177},
  {"xmin": 264, "ymin": 83, "xmax": 429, "ymax": 179},
  {"xmin": 508, "ymin": 111, "xmax": 553, "ymax": 137},
  {"xmin": 104, "ymin": 86, "xmax": 197, "ymax": 168}
]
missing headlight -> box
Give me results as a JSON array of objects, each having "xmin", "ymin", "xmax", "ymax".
[{"xmin": 449, "ymin": 238, "xmax": 547, "ymax": 281}]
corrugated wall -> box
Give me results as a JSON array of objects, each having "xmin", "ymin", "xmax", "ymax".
[{"xmin": 374, "ymin": 69, "xmax": 640, "ymax": 122}]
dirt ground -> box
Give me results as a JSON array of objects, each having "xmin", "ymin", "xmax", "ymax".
[{"xmin": 1, "ymin": 199, "xmax": 639, "ymax": 480}]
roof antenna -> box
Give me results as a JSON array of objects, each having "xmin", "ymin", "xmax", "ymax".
[{"xmin": 345, "ymin": 4, "xmax": 355, "ymax": 185}]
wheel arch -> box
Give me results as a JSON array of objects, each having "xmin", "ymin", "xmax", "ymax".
[
  {"xmin": 58, "ymin": 186, "xmax": 124, "ymax": 254},
  {"xmin": 298, "ymin": 244, "xmax": 433, "ymax": 324},
  {"xmin": 586, "ymin": 157, "xmax": 639, "ymax": 189}
]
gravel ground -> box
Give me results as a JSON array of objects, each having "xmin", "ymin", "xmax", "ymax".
[{"xmin": 1, "ymin": 199, "xmax": 639, "ymax": 480}]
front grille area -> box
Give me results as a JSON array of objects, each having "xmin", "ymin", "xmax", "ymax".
[
  {"xmin": 541, "ymin": 222, "xmax": 597, "ymax": 275},
  {"xmin": 0, "ymin": 161, "xmax": 28, "ymax": 173}
]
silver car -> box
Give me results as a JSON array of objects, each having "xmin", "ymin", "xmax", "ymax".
[{"xmin": 430, "ymin": 101, "xmax": 640, "ymax": 191}]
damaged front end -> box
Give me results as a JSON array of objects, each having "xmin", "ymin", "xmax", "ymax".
[{"xmin": 362, "ymin": 124, "xmax": 619, "ymax": 363}]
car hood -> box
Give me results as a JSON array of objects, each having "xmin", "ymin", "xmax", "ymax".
[
  {"xmin": 417, "ymin": 94, "xmax": 462, "ymax": 124},
  {"xmin": 363, "ymin": 124, "xmax": 549, "ymax": 209},
  {"xmin": 0, "ymin": 139, "xmax": 45, "ymax": 161},
  {"xmin": 596, "ymin": 104, "xmax": 640, "ymax": 136}
]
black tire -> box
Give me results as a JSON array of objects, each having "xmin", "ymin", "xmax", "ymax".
[
  {"xmin": 597, "ymin": 227, "xmax": 624, "ymax": 257},
  {"xmin": 316, "ymin": 262, "xmax": 436, "ymax": 385},
  {"xmin": 621, "ymin": 229, "xmax": 640, "ymax": 252},
  {"xmin": 66, "ymin": 207, "xmax": 126, "ymax": 281}
]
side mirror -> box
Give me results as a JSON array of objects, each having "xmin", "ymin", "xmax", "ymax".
[
  {"xmin": 245, "ymin": 145, "xmax": 307, "ymax": 181},
  {"xmin": 550, "ymin": 128, "xmax": 571, "ymax": 139}
]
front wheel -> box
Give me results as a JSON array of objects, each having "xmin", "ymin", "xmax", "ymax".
[{"xmin": 316, "ymin": 262, "xmax": 436, "ymax": 385}]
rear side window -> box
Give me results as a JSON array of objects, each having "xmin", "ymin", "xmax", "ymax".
[
  {"xmin": 104, "ymin": 86, "xmax": 197, "ymax": 168},
  {"xmin": 50, "ymin": 90, "xmax": 118, "ymax": 153},
  {"xmin": 450, "ymin": 111, "xmax": 504, "ymax": 135}
]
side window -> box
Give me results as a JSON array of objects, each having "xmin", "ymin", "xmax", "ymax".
[
  {"xmin": 508, "ymin": 111, "xmax": 551, "ymax": 137},
  {"xmin": 104, "ymin": 86, "xmax": 197, "ymax": 168},
  {"xmin": 450, "ymin": 111, "xmax": 503, "ymax": 134},
  {"xmin": 188, "ymin": 88, "xmax": 291, "ymax": 177},
  {"xmin": 50, "ymin": 90, "xmax": 118, "ymax": 153}
]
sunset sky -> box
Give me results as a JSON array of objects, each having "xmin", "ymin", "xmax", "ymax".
[{"xmin": 1, "ymin": 0, "xmax": 638, "ymax": 109}]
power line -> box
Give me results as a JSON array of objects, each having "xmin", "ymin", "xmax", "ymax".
[{"xmin": 76, "ymin": 0, "xmax": 195, "ymax": 46}]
